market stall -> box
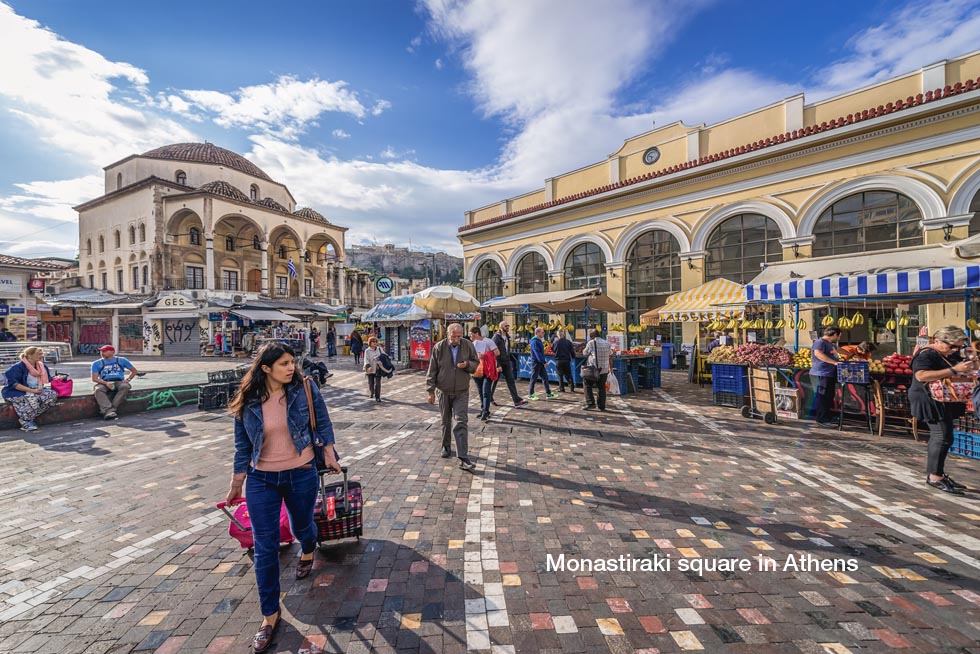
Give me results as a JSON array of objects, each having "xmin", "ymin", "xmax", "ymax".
[
  {"xmin": 736, "ymin": 243, "xmax": 980, "ymax": 437},
  {"xmin": 230, "ymin": 307, "xmax": 302, "ymax": 354},
  {"xmin": 364, "ymin": 295, "xmax": 432, "ymax": 366},
  {"xmin": 481, "ymin": 288, "xmax": 658, "ymax": 393}
]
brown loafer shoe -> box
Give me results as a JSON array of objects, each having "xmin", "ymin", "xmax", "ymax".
[
  {"xmin": 252, "ymin": 614, "xmax": 280, "ymax": 653},
  {"xmin": 295, "ymin": 555, "xmax": 314, "ymax": 580}
]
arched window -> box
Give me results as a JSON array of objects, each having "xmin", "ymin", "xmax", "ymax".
[
  {"xmin": 250, "ymin": 184, "xmax": 259, "ymax": 201},
  {"xmin": 98, "ymin": 235, "xmax": 105, "ymax": 253},
  {"xmin": 474, "ymin": 261, "xmax": 503, "ymax": 303},
  {"xmin": 175, "ymin": 170, "xmax": 186, "ymax": 186},
  {"xmin": 253, "ymin": 235, "xmax": 261, "ymax": 250},
  {"xmin": 86, "ymin": 239, "xmax": 92, "ymax": 256},
  {"xmin": 114, "ymin": 230, "xmax": 121, "ymax": 249},
  {"xmin": 626, "ymin": 230, "xmax": 681, "ymax": 340},
  {"xmin": 117, "ymin": 172, "xmax": 123, "ymax": 189},
  {"xmin": 967, "ymin": 189, "xmax": 980, "ymax": 236},
  {"xmin": 514, "ymin": 252, "xmax": 547, "ymax": 293},
  {"xmin": 705, "ymin": 214, "xmax": 783, "ymax": 284},
  {"xmin": 189, "ymin": 227, "xmax": 201, "ymax": 246},
  {"xmin": 139, "ymin": 223, "xmax": 146, "ymax": 242},
  {"xmin": 142, "ymin": 265, "xmax": 148, "ymax": 287},
  {"xmin": 813, "ymin": 191, "xmax": 921, "ymax": 257},
  {"xmin": 563, "ymin": 243, "xmax": 606, "ymax": 292},
  {"xmin": 225, "ymin": 236, "xmax": 235, "ymax": 251},
  {"xmin": 278, "ymin": 245, "xmax": 287, "ymax": 259},
  {"xmin": 128, "ymin": 226, "xmax": 136, "ymax": 245}
]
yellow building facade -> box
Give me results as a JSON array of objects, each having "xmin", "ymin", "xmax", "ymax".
[{"xmin": 459, "ymin": 51, "xmax": 980, "ymax": 346}]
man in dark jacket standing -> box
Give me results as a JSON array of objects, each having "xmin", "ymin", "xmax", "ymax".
[
  {"xmin": 426, "ymin": 323, "xmax": 480, "ymax": 470},
  {"xmin": 552, "ymin": 329, "xmax": 576, "ymax": 392},
  {"xmin": 491, "ymin": 321, "xmax": 527, "ymax": 408},
  {"xmin": 528, "ymin": 327, "xmax": 557, "ymax": 401}
]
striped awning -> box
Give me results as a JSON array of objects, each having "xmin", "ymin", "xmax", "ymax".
[
  {"xmin": 644, "ymin": 278, "xmax": 746, "ymax": 323},
  {"xmin": 745, "ymin": 244, "xmax": 980, "ymax": 302}
]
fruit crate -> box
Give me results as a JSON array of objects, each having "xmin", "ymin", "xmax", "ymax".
[
  {"xmin": 207, "ymin": 369, "xmax": 239, "ymax": 384},
  {"xmin": 879, "ymin": 385, "xmax": 911, "ymax": 411},
  {"xmin": 951, "ymin": 430, "xmax": 980, "ymax": 460},
  {"xmin": 837, "ymin": 361, "xmax": 870, "ymax": 384},
  {"xmin": 713, "ymin": 391, "xmax": 748, "ymax": 408},
  {"xmin": 198, "ymin": 383, "xmax": 230, "ymax": 410},
  {"xmin": 711, "ymin": 364, "xmax": 749, "ymax": 395}
]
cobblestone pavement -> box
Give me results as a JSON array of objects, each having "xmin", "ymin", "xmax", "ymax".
[{"xmin": 1, "ymin": 359, "xmax": 978, "ymax": 654}]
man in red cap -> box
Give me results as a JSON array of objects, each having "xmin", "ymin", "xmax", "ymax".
[{"xmin": 90, "ymin": 345, "xmax": 138, "ymax": 420}]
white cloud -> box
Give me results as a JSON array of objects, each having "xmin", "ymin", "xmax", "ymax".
[
  {"xmin": 407, "ymin": 35, "xmax": 423, "ymax": 53},
  {"xmin": 178, "ymin": 75, "xmax": 386, "ymax": 140},
  {"xmin": 0, "ymin": 236, "xmax": 77, "ymax": 256},
  {"xmin": 379, "ymin": 146, "xmax": 417, "ymax": 161},
  {"xmin": 247, "ymin": 136, "xmax": 516, "ymax": 255},
  {"xmin": 332, "ymin": 129, "xmax": 351, "ymax": 139},
  {"xmin": 811, "ymin": 0, "xmax": 980, "ymax": 99},
  {"xmin": 434, "ymin": 58, "xmax": 444, "ymax": 70},
  {"xmin": 0, "ymin": 175, "xmax": 102, "ymax": 222},
  {"xmin": 0, "ymin": 3, "xmax": 195, "ymax": 167}
]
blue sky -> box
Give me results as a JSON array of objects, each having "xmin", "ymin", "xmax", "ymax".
[{"xmin": 1, "ymin": 0, "xmax": 979, "ymax": 261}]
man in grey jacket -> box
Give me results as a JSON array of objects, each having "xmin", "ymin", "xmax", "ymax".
[{"xmin": 426, "ymin": 323, "xmax": 480, "ymax": 471}]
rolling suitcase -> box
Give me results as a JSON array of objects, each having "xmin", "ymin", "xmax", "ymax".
[
  {"xmin": 314, "ymin": 466, "xmax": 363, "ymax": 547},
  {"xmin": 216, "ymin": 498, "xmax": 295, "ymax": 550}
]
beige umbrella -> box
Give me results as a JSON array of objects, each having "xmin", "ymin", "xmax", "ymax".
[{"xmin": 413, "ymin": 286, "xmax": 481, "ymax": 316}]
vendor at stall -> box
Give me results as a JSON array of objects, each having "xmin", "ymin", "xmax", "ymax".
[
  {"xmin": 839, "ymin": 342, "xmax": 877, "ymax": 361},
  {"xmin": 810, "ymin": 327, "xmax": 841, "ymax": 427}
]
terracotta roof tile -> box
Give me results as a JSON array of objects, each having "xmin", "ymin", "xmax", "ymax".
[
  {"xmin": 196, "ymin": 180, "xmax": 251, "ymax": 203},
  {"xmin": 141, "ymin": 142, "xmax": 273, "ymax": 182},
  {"xmin": 293, "ymin": 207, "xmax": 329, "ymax": 224},
  {"xmin": 0, "ymin": 254, "xmax": 70, "ymax": 270}
]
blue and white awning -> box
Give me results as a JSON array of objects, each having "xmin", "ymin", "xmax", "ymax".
[{"xmin": 745, "ymin": 245, "xmax": 980, "ymax": 302}]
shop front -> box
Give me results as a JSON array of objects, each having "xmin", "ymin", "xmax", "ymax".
[{"xmin": 38, "ymin": 306, "xmax": 73, "ymax": 346}]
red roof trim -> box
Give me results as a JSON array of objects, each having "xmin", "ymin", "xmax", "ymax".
[{"xmin": 459, "ymin": 78, "xmax": 980, "ymax": 234}]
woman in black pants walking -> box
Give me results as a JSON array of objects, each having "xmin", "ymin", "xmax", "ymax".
[{"xmin": 908, "ymin": 325, "xmax": 975, "ymax": 494}]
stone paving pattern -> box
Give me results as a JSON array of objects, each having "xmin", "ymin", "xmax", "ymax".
[{"xmin": 0, "ymin": 357, "xmax": 978, "ymax": 654}]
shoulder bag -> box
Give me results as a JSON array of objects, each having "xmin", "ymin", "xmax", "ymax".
[
  {"xmin": 303, "ymin": 377, "xmax": 331, "ymax": 471},
  {"xmin": 580, "ymin": 346, "xmax": 599, "ymax": 383},
  {"xmin": 921, "ymin": 350, "xmax": 975, "ymax": 403}
]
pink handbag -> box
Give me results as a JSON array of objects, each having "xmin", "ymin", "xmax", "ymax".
[{"xmin": 50, "ymin": 376, "xmax": 73, "ymax": 398}]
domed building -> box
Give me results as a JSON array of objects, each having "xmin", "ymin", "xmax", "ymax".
[{"xmin": 74, "ymin": 142, "xmax": 375, "ymax": 355}]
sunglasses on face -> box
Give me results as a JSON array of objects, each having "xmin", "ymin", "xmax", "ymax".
[{"xmin": 944, "ymin": 342, "xmax": 964, "ymax": 350}]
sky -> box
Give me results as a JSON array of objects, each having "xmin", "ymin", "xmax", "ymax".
[{"xmin": 1, "ymin": 0, "xmax": 979, "ymax": 261}]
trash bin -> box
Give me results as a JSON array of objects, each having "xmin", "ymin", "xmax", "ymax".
[
  {"xmin": 661, "ymin": 343, "xmax": 674, "ymax": 370},
  {"xmin": 674, "ymin": 352, "xmax": 687, "ymax": 369}
]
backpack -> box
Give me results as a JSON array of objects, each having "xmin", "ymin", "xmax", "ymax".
[{"xmin": 377, "ymin": 352, "xmax": 394, "ymax": 379}]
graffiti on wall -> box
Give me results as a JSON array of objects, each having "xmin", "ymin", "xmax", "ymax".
[
  {"xmin": 79, "ymin": 321, "xmax": 111, "ymax": 354},
  {"xmin": 164, "ymin": 319, "xmax": 195, "ymax": 344},
  {"xmin": 127, "ymin": 388, "xmax": 198, "ymax": 410}
]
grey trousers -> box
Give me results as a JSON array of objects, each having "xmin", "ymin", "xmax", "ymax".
[
  {"xmin": 438, "ymin": 390, "xmax": 469, "ymax": 459},
  {"xmin": 93, "ymin": 381, "xmax": 131, "ymax": 415}
]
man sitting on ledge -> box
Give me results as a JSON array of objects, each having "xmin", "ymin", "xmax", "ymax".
[{"xmin": 90, "ymin": 345, "xmax": 138, "ymax": 420}]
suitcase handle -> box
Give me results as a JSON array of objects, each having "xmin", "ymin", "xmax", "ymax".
[
  {"xmin": 319, "ymin": 466, "xmax": 351, "ymax": 517},
  {"xmin": 216, "ymin": 498, "xmax": 249, "ymax": 532}
]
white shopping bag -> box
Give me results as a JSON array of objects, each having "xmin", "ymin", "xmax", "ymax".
[{"xmin": 606, "ymin": 373, "xmax": 620, "ymax": 395}]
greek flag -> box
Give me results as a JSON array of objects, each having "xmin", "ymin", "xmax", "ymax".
[{"xmin": 287, "ymin": 257, "xmax": 298, "ymax": 278}]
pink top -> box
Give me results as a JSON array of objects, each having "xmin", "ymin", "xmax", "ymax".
[{"xmin": 256, "ymin": 389, "xmax": 314, "ymax": 472}]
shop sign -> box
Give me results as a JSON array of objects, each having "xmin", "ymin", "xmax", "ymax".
[
  {"xmin": 39, "ymin": 308, "xmax": 74, "ymax": 322},
  {"xmin": 375, "ymin": 276, "xmax": 394, "ymax": 294},
  {"xmin": 158, "ymin": 294, "xmax": 192, "ymax": 308},
  {"xmin": 27, "ymin": 278, "xmax": 45, "ymax": 293},
  {"xmin": 0, "ymin": 304, "xmax": 8, "ymax": 316},
  {"xmin": 410, "ymin": 322, "xmax": 431, "ymax": 361},
  {"xmin": 0, "ymin": 274, "xmax": 22, "ymax": 294},
  {"xmin": 76, "ymin": 308, "xmax": 111, "ymax": 317}
]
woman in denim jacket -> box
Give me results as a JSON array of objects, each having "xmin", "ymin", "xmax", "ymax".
[{"xmin": 226, "ymin": 342, "xmax": 342, "ymax": 653}]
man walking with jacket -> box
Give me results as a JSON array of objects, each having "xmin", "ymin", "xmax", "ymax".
[
  {"xmin": 426, "ymin": 323, "xmax": 480, "ymax": 471},
  {"xmin": 528, "ymin": 327, "xmax": 557, "ymax": 401},
  {"xmin": 491, "ymin": 322, "xmax": 528, "ymax": 408}
]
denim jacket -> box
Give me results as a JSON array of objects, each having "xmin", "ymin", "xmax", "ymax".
[
  {"xmin": 2, "ymin": 361, "xmax": 53, "ymax": 400},
  {"xmin": 233, "ymin": 379, "xmax": 335, "ymax": 474}
]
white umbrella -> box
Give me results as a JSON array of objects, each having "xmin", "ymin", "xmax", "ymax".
[{"xmin": 413, "ymin": 286, "xmax": 480, "ymax": 315}]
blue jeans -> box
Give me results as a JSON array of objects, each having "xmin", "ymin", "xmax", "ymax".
[
  {"xmin": 476, "ymin": 376, "xmax": 493, "ymax": 415},
  {"xmin": 246, "ymin": 466, "xmax": 319, "ymax": 617},
  {"xmin": 528, "ymin": 362, "xmax": 551, "ymax": 396}
]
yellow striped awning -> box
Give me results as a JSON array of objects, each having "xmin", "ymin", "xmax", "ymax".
[{"xmin": 640, "ymin": 278, "xmax": 747, "ymax": 324}]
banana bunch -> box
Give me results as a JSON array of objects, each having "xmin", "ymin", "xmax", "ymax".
[
  {"xmin": 968, "ymin": 319, "xmax": 979, "ymax": 331},
  {"xmin": 821, "ymin": 314, "xmax": 836, "ymax": 327},
  {"xmin": 899, "ymin": 316, "xmax": 909, "ymax": 326},
  {"xmin": 796, "ymin": 319, "xmax": 807, "ymax": 330},
  {"xmin": 837, "ymin": 316, "xmax": 853, "ymax": 330},
  {"xmin": 885, "ymin": 319, "xmax": 897, "ymax": 330},
  {"xmin": 775, "ymin": 319, "xmax": 786, "ymax": 329},
  {"xmin": 851, "ymin": 312, "xmax": 865, "ymax": 326}
]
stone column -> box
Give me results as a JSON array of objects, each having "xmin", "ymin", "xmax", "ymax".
[
  {"xmin": 605, "ymin": 262, "xmax": 627, "ymax": 334},
  {"xmin": 679, "ymin": 251, "xmax": 706, "ymax": 345},
  {"xmin": 779, "ymin": 237, "xmax": 814, "ymax": 348},
  {"xmin": 260, "ymin": 242, "xmax": 269, "ymax": 296},
  {"xmin": 338, "ymin": 264, "xmax": 347, "ymax": 305},
  {"xmin": 501, "ymin": 275, "xmax": 516, "ymax": 328},
  {"xmin": 923, "ymin": 215, "xmax": 973, "ymax": 338},
  {"xmin": 205, "ymin": 237, "xmax": 215, "ymax": 292},
  {"xmin": 298, "ymin": 246, "xmax": 307, "ymax": 297}
]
